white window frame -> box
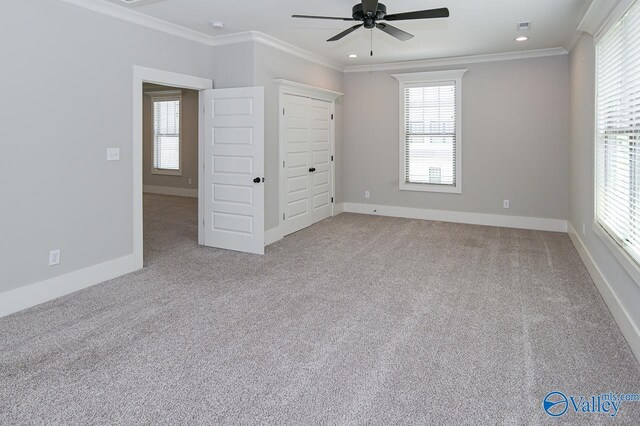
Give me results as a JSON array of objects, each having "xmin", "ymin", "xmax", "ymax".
[
  {"xmin": 593, "ymin": 0, "xmax": 640, "ymax": 288},
  {"xmin": 392, "ymin": 69, "xmax": 467, "ymax": 193},
  {"xmin": 149, "ymin": 90, "xmax": 183, "ymax": 176}
]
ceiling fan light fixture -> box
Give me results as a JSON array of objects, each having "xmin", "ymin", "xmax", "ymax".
[
  {"xmin": 348, "ymin": 54, "xmax": 358, "ymax": 58},
  {"xmin": 292, "ymin": 1, "xmax": 449, "ymax": 43},
  {"xmin": 515, "ymin": 36, "xmax": 529, "ymax": 42}
]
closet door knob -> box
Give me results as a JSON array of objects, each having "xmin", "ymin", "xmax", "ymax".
[{"xmin": 309, "ymin": 167, "xmax": 316, "ymax": 172}]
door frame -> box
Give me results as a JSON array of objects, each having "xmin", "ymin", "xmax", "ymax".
[
  {"xmin": 274, "ymin": 79, "xmax": 343, "ymax": 238},
  {"xmin": 132, "ymin": 66, "xmax": 213, "ymax": 269}
]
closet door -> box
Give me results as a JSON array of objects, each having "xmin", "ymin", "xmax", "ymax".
[
  {"xmin": 309, "ymin": 99, "xmax": 333, "ymax": 225},
  {"xmin": 282, "ymin": 94, "xmax": 313, "ymax": 236}
]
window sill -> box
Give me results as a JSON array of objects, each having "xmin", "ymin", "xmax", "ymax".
[
  {"xmin": 593, "ymin": 222, "xmax": 640, "ymax": 288},
  {"xmin": 152, "ymin": 169, "xmax": 182, "ymax": 176},
  {"xmin": 400, "ymin": 182, "xmax": 461, "ymax": 194}
]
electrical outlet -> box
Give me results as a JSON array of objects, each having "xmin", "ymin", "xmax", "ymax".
[
  {"xmin": 49, "ymin": 250, "xmax": 61, "ymax": 266},
  {"xmin": 582, "ymin": 223, "xmax": 586, "ymax": 236},
  {"xmin": 365, "ymin": 190, "xmax": 370, "ymax": 199},
  {"xmin": 503, "ymin": 200, "xmax": 510, "ymax": 209},
  {"xmin": 106, "ymin": 148, "xmax": 120, "ymax": 161}
]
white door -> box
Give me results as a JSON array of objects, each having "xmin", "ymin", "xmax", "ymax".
[
  {"xmin": 203, "ymin": 87, "xmax": 264, "ymax": 254},
  {"xmin": 309, "ymin": 98, "xmax": 333, "ymax": 225},
  {"xmin": 283, "ymin": 94, "xmax": 312, "ymax": 236},
  {"xmin": 282, "ymin": 94, "xmax": 333, "ymax": 236}
]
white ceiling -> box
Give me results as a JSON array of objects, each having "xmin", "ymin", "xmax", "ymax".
[{"xmin": 107, "ymin": 0, "xmax": 591, "ymax": 65}]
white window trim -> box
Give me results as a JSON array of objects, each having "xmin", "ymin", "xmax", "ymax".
[
  {"xmin": 392, "ymin": 69, "xmax": 467, "ymax": 194},
  {"xmin": 150, "ymin": 92, "xmax": 183, "ymax": 176},
  {"xmin": 593, "ymin": 0, "xmax": 640, "ymax": 289}
]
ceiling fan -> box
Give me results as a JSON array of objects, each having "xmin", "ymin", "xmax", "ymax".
[{"xmin": 292, "ymin": 0, "xmax": 449, "ymax": 45}]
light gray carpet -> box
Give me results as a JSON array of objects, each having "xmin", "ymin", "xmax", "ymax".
[{"xmin": 1, "ymin": 194, "xmax": 639, "ymax": 425}]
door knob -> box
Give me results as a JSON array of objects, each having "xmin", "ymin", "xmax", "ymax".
[
  {"xmin": 253, "ymin": 177, "xmax": 261, "ymax": 183},
  {"xmin": 309, "ymin": 167, "xmax": 316, "ymax": 172}
]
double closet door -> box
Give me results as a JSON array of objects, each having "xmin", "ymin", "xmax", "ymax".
[{"xmin": 282, "ymin": 94, "xmax": 334, "ymax": 236}]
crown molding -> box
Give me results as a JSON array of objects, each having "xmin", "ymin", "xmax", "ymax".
[
  {"xmin": 581, "ymin": 0, "xmax": 636, "ymax": 43},
  {"xmin": 577, "ymin": 0, "xmax": 629, "ymax": 38},
  {"xmin": 59, "ymin": 0, "xmax": 344, "ymax": 72},
  {"xmin": 60, "ymin": 0, "xmax": 215, "ymax": 46},
  {"xmin": 252, "ymin": 32, "xmax": 344, "ymax": 72},
  {"xmin": 343, "ymin": 47, "xmax": 569, "ymax": 73}
]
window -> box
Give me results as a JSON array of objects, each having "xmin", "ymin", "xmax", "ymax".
[
  {"xmin": 596, "ymin": 0, "xmax": 640, "ymax": 266},
  {"xmin": 152, "ymin": 94, "xmax": 182, "ymax": 175},
  {"xmin": 393, "ymin": 69, "xmax": 467, "ymax": 193}
]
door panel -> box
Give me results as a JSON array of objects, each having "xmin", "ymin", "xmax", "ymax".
[
  {"xmin": 283, "ymin": 95, "xmax": 312, "ymax": 235},
  {"xmin": 309, "ymin": 99, "xmax": 332, "ymax": 224},
  {"xmin": 204, "ymin": 87, "xmax": 264, "ymax": 254}
]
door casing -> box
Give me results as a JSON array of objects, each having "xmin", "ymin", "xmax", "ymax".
[{"xmin": 133, "ymin": 66, "xmax": 213, "ymax": 269}]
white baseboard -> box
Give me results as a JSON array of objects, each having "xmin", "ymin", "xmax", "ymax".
[
  {"xmin": 143, "ymin": 185, "xmax": 198, "ymax": 198},
  {"xmin": 568, "ymin": 224, "xmax": 640, "ymax": 363},
  {"xmin": 334, "ymin": 202, "xmax": 345, "ymax": 215},
  {"xmin": 265, "ymin": 227, "xmax": 283, "ymax": 246},
  {"xmin": 0, "ymin": 254, "xmax": 139, "ymax": 318},
  {"xmin": 342, "ymin": 202, "xmax": 568, "ymax": 233}
]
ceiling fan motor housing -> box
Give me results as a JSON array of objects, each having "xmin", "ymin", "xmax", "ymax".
[{"xmin": 353, "ymin": 3, "xmax": 387, "ymax": 28}]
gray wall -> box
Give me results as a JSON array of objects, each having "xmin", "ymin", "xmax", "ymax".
[
  {"xmin": 143, "ymin": 87, "xmax": 199, "ymax": 190},
  {"xmin": 569, "ymin": 34, "xmax": 640, "ymax": 339},
  {"xmin": 211, "ymin": 42, "xmax": 255, "ymax": 89},
  {"xmin": 253, "ymin": 43, "xmax": 344, "ymax": 232},
  {"xmin": 1, "ymin": 0, "xmax": 218, "ymax": 293},
  {"xmin": 342, "ymin": 56, "xmax": 571, "ymax": 220}
]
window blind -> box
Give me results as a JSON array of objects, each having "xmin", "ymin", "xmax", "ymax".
[
  {"xmin": 596, "ymin": 0, "xmax": 640, "ymax": 263},
  {"xmin": 404, "ymin": 84, "xmax": 456, "ymax": 186},
  {"xmin": 153, "ymin": 98, "xmax": 180, "ymax": 171}
]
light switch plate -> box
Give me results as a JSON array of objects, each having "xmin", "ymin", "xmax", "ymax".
[{"xmin": 107, "ymin": 148, "xmax": 120, "ymax": 161}]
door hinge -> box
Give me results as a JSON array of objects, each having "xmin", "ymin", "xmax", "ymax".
[
  {"xmin": 283, "ymin": 108, "xmax": 285, "ymax": 115},
  {"xmin": 331, "ymin": 114, "xmax": 334, "ymax": 120},
  {"xmin": 283, "ymin": 213, "xmax": 286, "ymax": 220},
  {"xmin": 283, "ymin": 160, "xmax": 285, "ymax": 168},
  {"xmin": 331, "ymin": 155, "xmax": 334, "ymax": 162},
  {"xmin": 331, "ymin": 197, "xmax": 334, "ymax": 203}
]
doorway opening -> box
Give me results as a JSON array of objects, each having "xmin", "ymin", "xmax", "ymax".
[
  {"xmin": 142, "ymin": 83, "xmax": 199, "ymax": 265},
  {"xmin": 132, "ymin": 66, "xmax": 213, "ymax": 269}
]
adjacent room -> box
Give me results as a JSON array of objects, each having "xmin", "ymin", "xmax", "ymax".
[
  {"xmin": 142, "ymin": 83, "xmax": 200, "ymax": 264},
  {"xmin": 2, "ymin": 0, "xmax": 640, "ymax": 423}
]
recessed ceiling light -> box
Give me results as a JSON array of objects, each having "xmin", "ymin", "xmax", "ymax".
[
  {"xmin": 348, "ymin": 54, "xmax": 358, "ymax": 58},
  {"xmin": 210, "ymin": 22, "xmax": 225, "ymax": 29},
  {"xmin": 515, "ymin": 36, "xmax": 529, "ymax": 42}
]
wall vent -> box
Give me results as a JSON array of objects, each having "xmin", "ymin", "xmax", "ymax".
[{"xmin": 517, "ymin": 21, "xmax": 531, "ymax": 31}]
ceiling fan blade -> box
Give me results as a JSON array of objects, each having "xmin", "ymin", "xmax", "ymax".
[
  {"xmin": 327, "ymin": 24, "xmax": 364, "ymax": 42},
  {"xmin": 384, "ymin": 8, "xmax": 450, "ymax": 21},
  {"xmin": 362, "ymin": 0, "xmax": 379, "ymax": 16},
  {"xmin": 375, "ymin": 23, "xmax": 414, "ymax": 41},
  {"xmin": 292, "ymin": 15, "xmax": 355, "ymax": 21}
]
